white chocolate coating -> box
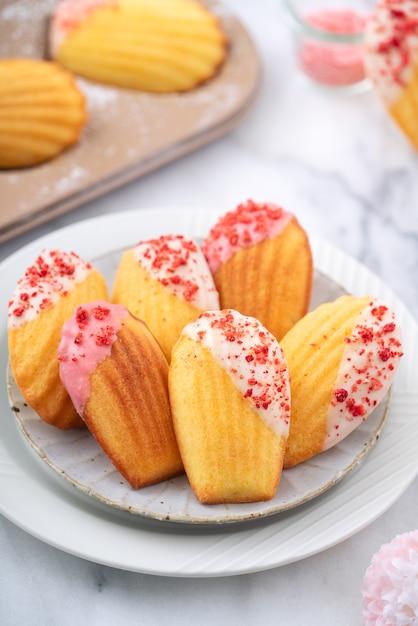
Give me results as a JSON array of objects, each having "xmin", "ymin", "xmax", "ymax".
[
  {"xmin": 8, "ymin": 249, "xmax": 93, "ymax": 329},
  {"xmin": 133, "ymin": 234, "xmax": 219, "ymax": 310},
  {"xmin": 324, "ymin": 298, "xmax": 403, "ymax": 450},
  {"xmin": 182, "ymin": 309, "xmax": 291, "ymax": 439},
  {"xmin": 364, "ymin": 0, "xmax": 418, "ymax": 106}
]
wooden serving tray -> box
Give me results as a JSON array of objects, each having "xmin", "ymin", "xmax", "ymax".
[{"xmin": 0, "ymin": 0, "xmax": 260, "ymax": 242}]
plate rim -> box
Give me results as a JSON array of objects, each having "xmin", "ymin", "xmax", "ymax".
[{"xmin": 1, "ymin": 206, "xmax": 418, "ymax": 577}]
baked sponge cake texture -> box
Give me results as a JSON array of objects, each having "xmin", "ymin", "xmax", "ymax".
[
  {"xmin": 0, "ymin": 58, "xmax": 86, "ymax": 169},
  {"xmin": 169, "ymin": 309, "xmax": 291, "ymax": 504},
  {"xmin": 280, "ymin": 295, "xmax": 403, "ymax": 468},
  {"xmin": 50, "ymin": 0, "xmax": 228, "ymax": 93},
  {"xmin": 112, "ymin": 234, "xmax": 219, "ymax": 361},
  {"xmin": 58, "ymin": 301, "xmax": 183, "ymax": 488},
  {"xmin": 364, "ymin": 0, "xmax": 418, "ymax": 150},
  {"xmin": 202, "ymin": 200, "xmax": 313, "ymax": 341},
  {"xmin": 8, "ymin": 249, "xmax": 107, "ymax": 429}
]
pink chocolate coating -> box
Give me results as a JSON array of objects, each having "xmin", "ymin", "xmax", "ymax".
[
  {"xmin": 201, "ymin": 200, "xmax": 293, "ymax": 274},
  {"xmin": 50, "ymin": 0, "xmax": 116, "ymax": 55},
  {"xmin": 58, "ymin": 300, "xmax": 128, "ymax": 415}
]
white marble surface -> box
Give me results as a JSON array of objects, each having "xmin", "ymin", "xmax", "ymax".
[{"xmin": 1, "ymin": 0, "xmax": 418, "ymax": 624}]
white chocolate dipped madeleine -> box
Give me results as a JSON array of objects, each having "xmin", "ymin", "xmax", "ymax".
[
  {"xmin": 364, "ymin": 0, "xmax": 418, "ymax": 150},
  {"xmin": 201, "ymin": 199, "xmax": 313, "ymax": 342},
  {"xmin": 8, "ymin": 249, "xmax": 107, "ymax": 429},
  {"xmin": 49, "ymin": 0, "xmax": 228, "ymax": 93},
  {"xmin": 112, "ymin": 234, "xmax": 220, "ymax": 361},
  {"xmin": 281, "ymin": 295, "xmax": 403, "ymax": 468},
  {"xmin": 58, "ymin": 300, "xmax": 183, "ymax": 488},
  {"xmin": 0, "ymin": 58, "xmax": 86, "ymax": 169},
  {"xmin": 169, "ymin": 309, "xmax": 291, "ymax": 504}
]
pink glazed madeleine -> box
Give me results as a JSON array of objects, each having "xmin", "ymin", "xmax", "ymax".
[
  {"xmin": 58, "ymin": 300, "xmax": 183, "ymax": 489},
  {"xmin": 202, "ymin": 199, "xmax": 313, "ymax": 341},
  {"xmin": 364, "ymin": 0, "xmax": 418, "ymax": 151}
]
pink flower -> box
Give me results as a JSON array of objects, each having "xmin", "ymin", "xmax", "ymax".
[{"xmin": 362, "ymin": 530, "xmax": 418, "ymax": 625}]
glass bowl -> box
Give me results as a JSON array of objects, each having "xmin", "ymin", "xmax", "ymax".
[{"xmin": 280, "ymin": 0, "xmax": 372, "ymax": 93}]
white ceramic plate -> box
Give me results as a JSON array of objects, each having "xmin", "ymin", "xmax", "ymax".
[
  {"xmin": 1, "ymin": 208, "xmax": 418, "ymax": 576},
  {"xmin": 6, "ymin": 257, "xmax": 390, "ymax": 524}
]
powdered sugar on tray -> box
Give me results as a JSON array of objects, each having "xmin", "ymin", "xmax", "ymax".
[
  {"xmin": 54, "ymin": 166, "xmax": 89, "ymax": 193},
  {"xmin": 0, "ymin": 0, "xmax": 55, "ymax": 22},
  {"xmin": 37, "ymin": 166, "xmax": 89, "ymax": 198},
  {"xmin": 77, "ymin": 80, "xmax": 120, "ymax": 111},
  {"xmin": 0, "ymin": 0, "xmax": 56, "ymax": 56}
]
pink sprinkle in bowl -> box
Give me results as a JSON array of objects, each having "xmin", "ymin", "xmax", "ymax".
[{"xmin": 280, "ymin": 0, "xmax": 372, "ymax": 93}]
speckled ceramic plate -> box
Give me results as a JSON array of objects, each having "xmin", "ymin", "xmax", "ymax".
[
  {"xmin": 6, "ymin": 225, "xmax": 390, "ymax": 524},
  {"xmin": 1, "ymin": 208, "xmax": 417, "ymax": 576}
]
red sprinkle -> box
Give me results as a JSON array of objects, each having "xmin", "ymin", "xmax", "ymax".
[
  {"xmin": 383, "ymin": 322, "xmax": 396, "ymax": 333},
  {"xmin": 346, "ymin": 398, "xmax": 367, "ymax": 418},
  {"xmin": 76, "ymin": 307, "xmax": 89, "ymax": 326},
  {"xmin": 359, "ymin": 327, "xmax": 374, "ymax": 342},
  {"xmin": 334, "ymin": 388, "xmax": 348, "ymax": 402},
  {"xmin": 379, "ymin": 347, "xmax": 392, "ymax": 361},
  {"xmin": 92, "ymin": 305, "xmax": 110, "ymax": 320},
  {"xmin": 371, "ymin": 304, "xmax": 388, "ymax": 320},
  {"xmin": 95, "ymin": 326, "xmax": 115, "ymax": 346}
]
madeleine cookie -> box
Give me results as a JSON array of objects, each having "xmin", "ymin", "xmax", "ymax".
[
  {"xmin": 112, "ymin": 234, "xmax": 219, "ymax": 361},
  {"xmin": 202, "ymin": 200, "xmax": 313, "ymax": 341},
  {"xmin": 364, "ymin": 1, "xmax": 418, "ymax": 150},
  {"xmin": 8, "ymin": 250, "xmax": 108, "ymax": 429},
  {"xmin": 280, "ymin": 295, "xmax": 403, "ymax": 467},
  {"xmin": 0, "ymin": 58, "xmax": 86, "ymax": 169},
  {"xmin": 169, "ymin": 309, "xmax": 291, "ymax": 504},
  {"xmin": 50, "ymin": 0, "xmax": 228, "ymax": 92},
  {"xmin": 58, "ymin": 301, "xmax": 183, "ymax": 488}
]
